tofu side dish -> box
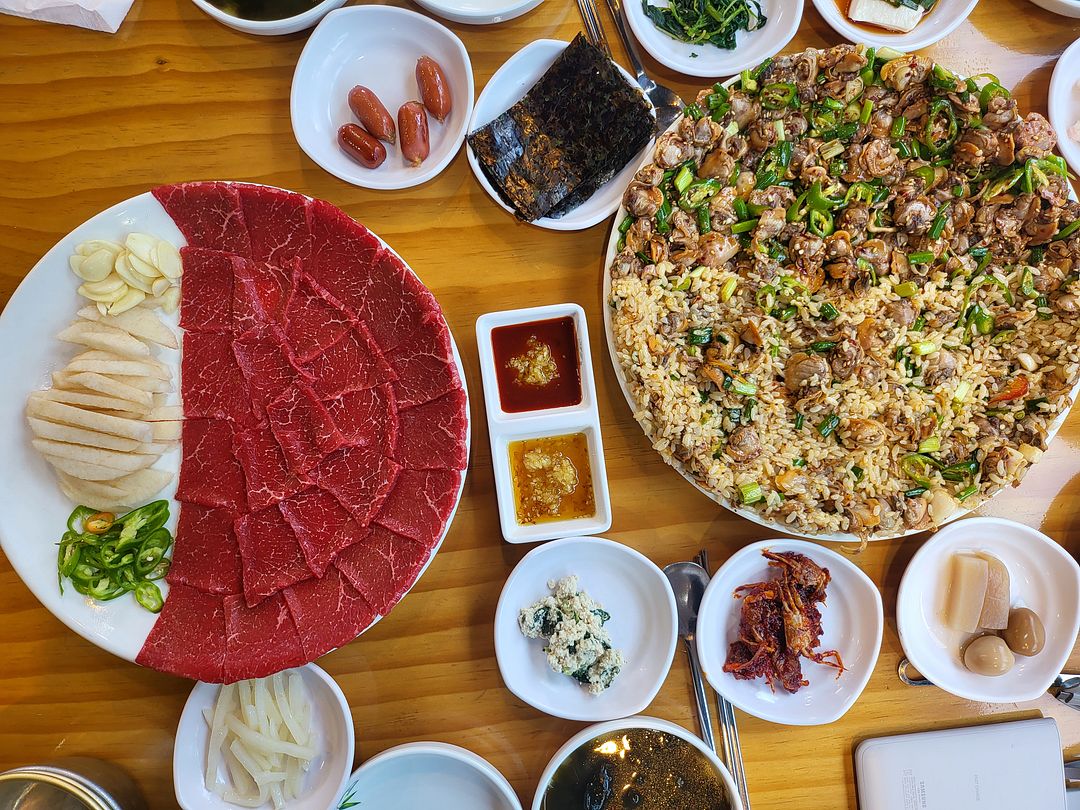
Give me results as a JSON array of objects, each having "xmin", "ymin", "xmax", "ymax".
[{"xmin": 518, "ymin": 575, "xmax": 625, "ymax": 694}]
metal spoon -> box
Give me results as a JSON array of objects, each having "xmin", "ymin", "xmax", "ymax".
[{"xmin": 663, "ymin": 561, "xmax": 716, "ymax": 753}]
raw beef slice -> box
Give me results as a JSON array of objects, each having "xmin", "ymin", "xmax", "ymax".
[
  {"xmin": 178, "ymin": 247, "xmax": 235, "ymax": 333},
  {"xmin": 337, "ymin": 523, "xmax": 429, "ymax": 615},
  {"xmin": 233, "ymin": 323, "xmax": 309, "ymax": 418},
  {"xmin": 285, "ymin": 276, "xmax": 354, "ymax": 364},
  {"xmin": 265, "ymin": 383, "xmax": 345, "ymax": 475},
  {"xmin": 395, "ymin": 389, "xmax": 468, "ymax": 470},
  {"xmin": 279, "ymin": 487, "xmax": 368, "ymax": 577},
  {"xmin": 307, "ymin": 199, "xmax": 381, "ymax": 316},
  {"xmin": 313, "ymin": 445, "xmax": 402, "ymax": 527},
  {"xmin": 323, "ymin": 384, "xmax": 398, "ymax": 454},
  {"xmin": 167, "ymin": 504, "xmax": 243, "ymax": 595},
  {"xmin": 236, "ymin": 184, "xmax": 313, "ymax": 269},
  {"xmin": 224, "ymin": 592, "xmax": 307, "ymax": 682},
  {"xmin": 181, "ymin": 332, "xmax": 256, "ymax": 427},
  {"xmin": 284, "ymin": 567, "xmax": 377, "ymax": 660},
  {"xmin": 388, "ymin": 314, "xmax": 461, "ymax": 409},
  {"xmin": 376, "ymin": 468, "xmax": 462, "ymax": 549},
  {"xmin": 233, "ymin": 422, "xmax": 312, "ymax": 511},
  {"xmin": 136, "ymin": 583, "xmax": 227, "ymax": 682},
  {"xmin": 235, "ymin": 504, "xmax": 315, "ymax": 607},
  {"xmin": 350, "ymin": 249, "xmax": 442, "ymax": 353},
  {"xmin": 301, "ymin": 321, "xmax": 396, "ymax": 400},
  {"xmin": 153, "ymin": 182, "xmax": 252, "ymax": 257},
  {"xmin": 233, "ymin": 256, "xmax": 297, "ymax": 334},
  {"xmin": 176, "ymin": 419, "xmax": 247, "ymax": 512}
]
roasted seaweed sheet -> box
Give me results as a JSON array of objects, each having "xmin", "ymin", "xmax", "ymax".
[{"xmin": 468, "ymin": 35, "xmax": 654, "ymax": 222}]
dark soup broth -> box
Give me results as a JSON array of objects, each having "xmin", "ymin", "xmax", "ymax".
[{"xmin": 208, "ymin": 0, "xmax": 321, "ymax": 21}]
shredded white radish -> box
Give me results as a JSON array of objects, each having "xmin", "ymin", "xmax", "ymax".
[{"xmin": 203, "ymin": 670, "xmax": 317, "ymax": 808}]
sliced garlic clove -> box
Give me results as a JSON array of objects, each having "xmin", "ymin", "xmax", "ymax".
[
  {"xmin": 77, "ymin": 239, "xmax": 123, "ymax": 258},
  {"xmin": 114, "ymin": 252, "xmax": 154, "ymax": 294},
  {"xmin": 78, "ymin": 282, "xmax": 128, "ymax": 303},
  {"xmin": 154, "ymin": 240, "xmax": 182, "ymax": 280},
  {"xmin": 160, "ymin": 286, "xmax": 181, "ymax": 314},
  {"xmin": 128, "ymin": 251, "xmax": 161, "ymax": 279},
  {"xmin": 125, "ymin": 233, "xmax": 157, "ymax": 264},
  {"xmin": 151, "ymin": 277, "xmax": 171, "ymax": 297},
  {"xmin": 69, "ymin": 254, "xmax": 86, "ymax": 274},
  {"xmin": 96, "ymin": 301, "xmax": 109, "ymax": 316},
  {"xmin": 108, "ymin": 287, "xmax": 147, "ymax": 315},
  {"xmin": 82, "ymin": 272, "xmax": 127, "ymax": 296},
  {"xmin": 77, "ymin": 248, "xmax": 115, "ymax": 282}
]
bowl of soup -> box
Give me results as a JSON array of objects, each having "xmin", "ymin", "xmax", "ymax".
[
  {"xmin": 190, "ymin": 0, "xmax": 346, "ymax": 35},
  {"xmin": 532, "ymin": 716, "xmax": 741, "ymax": 810}
]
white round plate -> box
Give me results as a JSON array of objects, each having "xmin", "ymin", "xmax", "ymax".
[
  {"xmin": 0, "ymin": 186, "xmax": 470, "ymax": 668},
  {"xmin": 1029, "ymin": 0, "xmax": 1080, "ymax": 17},
  {"xmin": 466, "ymin": 39, "xmax": 655, "ymax": 232},
  {"xmin": 412, "ymin": 0, "xmax": 543, "ymax": 25},
  {"xmin": 1049, "ymin": 37, "xmax": 1080, "ymax": 177},
  {"xmin": 189, "ymin": 0, "xmax": 346, "ymax": 35},
  {"xmin": 493, "ymin": 536, "xmax": 678, "ymax": 722},
  {"xmin": 340, "ymin": 742, "xmax": 521, "ymax": 810},
  {"xmin": 896, "ymin": 517, "xmax": 1080, "ymax": 703},
  {"xmin": 624, "ymin": 0, "xmax": 802, "ymax": 79},
  {"xmin": 696, "ymin": 539, "xmax": 883, "ymax": 726},
  {"xmin": 530, "ymin": 715, "xmax": 743, "ymax": 810},
  {"xmin": 291, "ymin": 6, "xmax": 475, "ymax": 191},
  {"xmin": 173, "ymin": 663, "xmax": 354, "ymax": 810},
  {"xmin": 601, "ymin": 77, "xmax": 1080, "ymax": 543},
  {"xmin": 811, "ymin": 0, "xmax": 980, "ymax": 51}
]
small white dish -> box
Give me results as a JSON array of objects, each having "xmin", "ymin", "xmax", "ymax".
[
  {"xmin": 339, "ymin": 742, "xmax": 521, "ymax": 810},
  {"xmin": 291, "ymin": 6, "xmax": 475, "ymax": 191},
  {"xmin": 476, "ymin": 304, "xmax": 611, "ymax": 543},
  {"xmin": 190, "ymin": 0, "xmax": 345, "ymax": 35},
  {"xmin": 466, "ymin": 39, "xmax": 654, "ymax": 232},
  {"xmin": 173, "ymin": 663, "xmax": 354, "ymax": 810},
  {"xmin": 494, "ymin": 536, "xmax": 678, "ymax": 722},
  {"xmin": 1049, "ymin": 37, "xmax": 1080, "ymax": 176},
  {"xmin": 811, "ymin": 0, "xmax": 980, "ymax": 51},
  {"xmin": 697, "ymin": 539, "xmax": 883, "ymax": 726},
  {"xmin": 896, "ymin": 517, "xmax": 1080, "ymax": 704},
  {"xmin": 624, "ymin": 0, "xmax": 802, "ymax": 79},
  {"xmin": 530, "ymin": 715, "xmax": 743, "ymax": 810},
  {"xmin": 1030, "ymin": 0, "xmax": 1080, "ymax": 16},
  {"xmin": 413, "ymin": 0, "xmax": 544, "ymax": 25}
]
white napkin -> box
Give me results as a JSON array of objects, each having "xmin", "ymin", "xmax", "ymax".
[{"xmin": 0, "ymin": 0, "xmax": 134, "ymax": 32}]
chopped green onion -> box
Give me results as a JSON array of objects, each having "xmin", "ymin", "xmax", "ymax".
[
  {"xmin": 953, "ymin": 380, "xmax": 971, "ymax": 403},
  {"xmin": 990, "ymin": 328, "xmax": 1016, "ymax": 345},
  {"xmin": 817, "ymin": 413, "xmax": 840, "ymax": 438},
  {"xmin": 674, "ymin": 164, "xmax": 695, "ymax": 193},
  {"xmin": 1053, "ymin": 220, "xmax": 1080, "ymax": 241},
  {"xmin": 720, "ymin": 276, "xmax": 738, "ymax": 302},
  {"xmin": 912, "ymin": 315, "xmax": 926, "ymax": 332},
  {"xmin": 819, "ymin": 139, "xmax": 845, "ymax": 162},
  {"xmin": 819, "ymin": 302, "xmax": 839, "ymax": 321},
  {"xmin": 928, "ymin": 203, "xmax": 950, "ymax": 240},
  {"xmin": 1036, "ymin": 294, "xmax": 1052, "ymax": 320},
  {"xmin": 859, "ymin": 98, "xmax": 874, "ymax": 125},
  {"xmin": 901, "ymin": 454, "xmax": 938, "ymax": 488},
  {"xmin": 687, "ymin": 326, "xmax": 712, "ymax": 345},
  {"xmin": 793, "ymin": 457, "xmax": 807, "ymax": 468},
  {"xmin": 809, "ymin": 340, "xmax": 837, "ymax": 353},
  {"xmin": 696, "ymin": 206, "xmax": 712, "ymax": 234},
  {"xmin": 956, "ymin": 484, "xmax": 979, "ymax": 502},
  {"xmin": 731, "ymin": 218, "xmax": 759, "ymax": 234},
  {"xmin": 733, "ymin": 198, "xmax": 748, "ymax": 221},
  {"xmin": 905, "ymin": 486, "xmax": 929, "ymax": 498},
  {"xmin": 738, "ymin": 481, "xmax": 764, "ymax": 505},
  {"xmin": 732, "ymin": 378, "xmax": 757, "ymax": 396},
  {"xmin": 794, "ymin": 413, "xmax": 805, "ymax": 431},
  {"xmin": 852, "ymin": 466, "xmax": 864, "ymax": 482},
  {"xmin": 908, "ymin": 250, "xmax": 934, "ymax": 265},
  {"xmin": 911, "ymin": 340, "xmax": 937, "ymax": 356},
  {"xmin": 894, "ymin": 281, "xmax": 918, "ymax": 298},
  {"xmin": 918, "ymin": 436, "xmax": 941, "ymax": 454},
  {"xmin": 740, "ymin": 68, "xmax": 757, "ymax": 93},
  {"xmin": 890, "ymin": 115, "xmax": 907, "ymax": 140},
  {"xmin": 821, "ymin": 122, "xmax": 859, "ymax": 142}
]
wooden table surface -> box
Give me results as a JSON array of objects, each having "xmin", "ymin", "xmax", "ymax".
[{"xmin": 2, "ymin": 1, "xmax": 1080, "ymax": 807}]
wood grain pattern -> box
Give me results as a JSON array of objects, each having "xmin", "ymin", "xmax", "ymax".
[{"xmin": 2, "ymin": 1, "xmax": 1080, "ymax": 808}]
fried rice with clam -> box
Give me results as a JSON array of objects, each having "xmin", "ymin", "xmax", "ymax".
[{"xmin": 608, "ymin": 44, "xmax": 1080, "ymax": 539}]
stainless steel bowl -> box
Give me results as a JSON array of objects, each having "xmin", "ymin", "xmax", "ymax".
[{"xmin": 0, "ymin": 758, "xmax": 146, "ymax": 810}]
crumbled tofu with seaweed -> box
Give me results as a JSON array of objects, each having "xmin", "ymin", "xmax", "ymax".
[{"xmin": 518, "ymin": 575, "xmax": 625, "ymax": 694}]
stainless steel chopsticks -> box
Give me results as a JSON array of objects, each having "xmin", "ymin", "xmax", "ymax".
[
  {"xmin": 697, "ymin": 548, "xmax": 752, "ymax": 810},
  {"xmin": 576, "ymin": 0, "xmax": 612, "ymax": 57}
]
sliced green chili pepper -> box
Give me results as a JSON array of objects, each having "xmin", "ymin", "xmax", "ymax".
[
  {"xmin": 761, "ymin": 81, "xmax": 797, "ymax": 109},
  {"xmin": 808, "ymin": 208, "xmax": 834, "ymax": 237},
  {"xmin": 978, "ymin": 81, "xmax": 1010, "ymax": 113},
  {"xmin": 924, "ymin": 99, "xmax": 959, "ymax": 157},
  {"xmin": 890, "ymin": 115, "xmax": 907, "ymax": 140}
]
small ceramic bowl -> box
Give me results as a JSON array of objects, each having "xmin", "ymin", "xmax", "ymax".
[
  {"xmin": 291, "ymin": 6, "xmax": 474, "ymax": 190},
  {"xmin": 697, "ymin": 539, "xmax": 883, "ymax": 726},
  {"xmin": 1030, "ymin": 0, "xmax": 1080, "ymax": 16},
  {"xmin": 896, "ymin": 517, "xmax": 1080, "ymax": 703},
  {"xmin": 339, "ymin": 742, "xmax": 521, "ymax": 810},
  {"xmin": 189, "ymin": 0, "xmax": 345, "ymax": 35},
  {"xmin": 494, "ymin": 536, "xmax": 678, "ymax": 721},
  {"xmin": 466, "ymin": 39, "xmax": 654, "ymax": 231},
  {"xmin": 624, "ymin": 0, "xmax": 802, "ymax": 79},
  {"xmin": 1048, "ymin": 37, "xmax": 1080, "ymax": 176},
  {"xmin": 173, "ymin": 663, "xmax": 354, "ymax": 810},
  {"xmin": 531, "ymin": 716, "xmax": 744, "ymax": 810},
  {"xmin": 811, "ymin": 0, "xmax": 980, "ymax": 51},
  {"xmin": 413, "ymin": 0, "xmax": 544, "ymax": 25}
]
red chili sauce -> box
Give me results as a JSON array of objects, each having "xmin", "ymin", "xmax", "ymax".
[{"xmin": 491, "ymin": 317, "xmax": 582, "ymax": 413}]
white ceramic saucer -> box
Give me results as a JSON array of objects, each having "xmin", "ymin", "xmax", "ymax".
[{"xmin": 1049, "ymin": 37, "xmax": 1080, "ymax": 177}]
